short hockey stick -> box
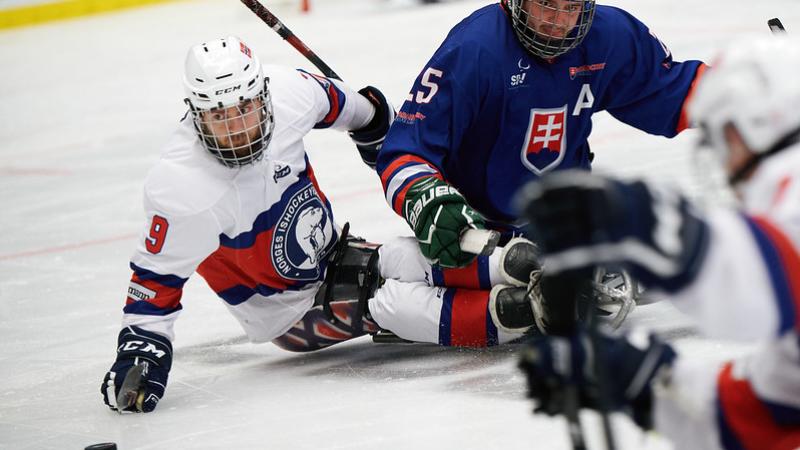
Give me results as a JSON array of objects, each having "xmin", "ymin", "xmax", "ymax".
[
  {"xmin": 115, "ymin": 361, "xmax": 148, "ymax": 412},
  {"xmin": 239, "ymin": 0, "xmax": 342, "ymax": 80}
]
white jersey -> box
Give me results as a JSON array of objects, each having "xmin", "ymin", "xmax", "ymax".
[
  {"xmin": 121, "ymin": 65, "xmax": 373, "ymax": 343},
  {"xmin": 654, "ymin": 143, "xmax": 800, "ymax": 450}
]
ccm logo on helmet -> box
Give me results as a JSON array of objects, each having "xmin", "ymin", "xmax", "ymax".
[{"xmin": 215, "ymin": 85, "xmax": 241, "ymax": 95}]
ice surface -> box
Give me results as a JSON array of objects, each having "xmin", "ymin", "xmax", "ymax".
[{"xmin": 0, "ymin": 0, "xmax": 795, "ymax": 448}]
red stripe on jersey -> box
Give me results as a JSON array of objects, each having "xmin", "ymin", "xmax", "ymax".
[
  {"xmin": 391, "ymin": 173, "xmax": 443, "ymax": 216},
  {"xmin": 449, "ymin": 289, "xmax": 490, "ymax": 347},
  {"xmin": 717, "ymin": 362, "xmax": 800, "ymax": 450},
  {"xmin": 306, "ymin": 163, "xmax": 328, "ymax": 204},
  {"xmin": 392, "ymin": 175, "xmax": 426, "ymax": 215},
  {"xmin": 321, "ymin": 83, "xmax": 341, "ymax": 125},
  {"xmin": 380, "ymin": 154, "xmax": 438, "ymax": 190},
  {"xmin": 774, "ymin": 434, "xmax": 800, "ymax": 450},
  {"xmin": 676, "ymin": 63, "xmax": 709, "ymax": 133},
  {"xmin": 771, "ymin": 176, "xmax": 793, "ymax": 211},
  {"xmin": 197, "ymin": 228, "xmax": 292, "ymax": 293},
  {"xmin": 442, "ymin": 259, "xmax": 482, "ymax": 289},
  {"xmin": 752, "ymin": 216, "xmax": 800, "ymax": 330},
  {"xmin": 127, "ymin": 275, "xmax": 182, "ymax": 310}
]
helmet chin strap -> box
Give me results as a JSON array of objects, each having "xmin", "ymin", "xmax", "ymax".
[{"xmin": 728, "ymin": 127, "xmax": 800, "ymax": 186}]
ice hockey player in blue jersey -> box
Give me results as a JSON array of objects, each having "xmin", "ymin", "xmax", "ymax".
[
  {"xmin": 376, "ymin": 0, "xmax": 707, "ymax": 335},
  {"xmin": 377, "ymin": 0, "xmax": 707, "ymax": 268}
]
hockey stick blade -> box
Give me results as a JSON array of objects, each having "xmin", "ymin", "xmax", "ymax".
[
  {"xmin": 115, "ymin": 361, "xmax": 148, "ymax": 412},
  {"xmin": 768, "ymin": 18, "xmax": 787, "ymax": 34}
]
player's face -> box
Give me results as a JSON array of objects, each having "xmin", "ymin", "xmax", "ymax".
[
  {"xmin": 522, "ymin": 0, "xmax": 583, "ymax": 40},
  {"xmin": 200, "ymin": 98, "xmax": 264, "ymax": 154}
]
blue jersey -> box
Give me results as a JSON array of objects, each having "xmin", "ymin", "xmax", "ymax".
[{"xmin": 378, "ymin": 3, "xmax": 706, "ymax": 225}]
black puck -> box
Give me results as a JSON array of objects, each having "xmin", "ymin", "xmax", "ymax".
[{"xmin": 85, "ymin": 443, "xmax": 117, "ymax": 450}]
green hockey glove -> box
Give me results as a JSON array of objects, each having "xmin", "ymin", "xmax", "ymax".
[{"xmin": 403, "ymin": 177, "xmax": 485, "ymax": 268}]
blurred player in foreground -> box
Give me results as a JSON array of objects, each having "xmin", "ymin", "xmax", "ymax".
[
  {"xmin": 375, "ymin": 0, "xmax": 708, "ymax": 331},
  {"xmin": 101, "ymin": 36, "xmax": 540, "ymax": 413},
  {"xmin": 518, "ymin": 37, "xmax": 800, "ymax": 449}
]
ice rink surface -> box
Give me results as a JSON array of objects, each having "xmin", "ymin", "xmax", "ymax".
[{"xmin": 1, "ymin": 0, "xmax": 798, "ymax": 448}]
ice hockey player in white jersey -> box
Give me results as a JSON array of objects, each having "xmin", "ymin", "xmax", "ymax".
[
  {"xmin": 101, "ymin": 36, "xmax": 542, "ymax": 413},
  {"xmin": 516, "ymin": 36, "xmax": 800, "ymax": 449}
]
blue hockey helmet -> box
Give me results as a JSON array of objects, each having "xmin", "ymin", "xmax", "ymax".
[{"xmin": 504, "ymin": 0, "xmax": 596, "ymax": 59}]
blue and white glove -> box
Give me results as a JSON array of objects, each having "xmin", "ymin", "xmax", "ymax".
[
  {"xmin": 518, "ymin": 171, "xmax": 709, "ymax": 292},
  {"xmin": 101, "ymin": 326, "xmax": 172, "ymax": 413},
  {"xmin": 348, "ymin": 86, "xmax": 395, "ymax": 168},
  {"xmin": 518, "ymin": 328, "xmax": 677, "ymax": 429}
]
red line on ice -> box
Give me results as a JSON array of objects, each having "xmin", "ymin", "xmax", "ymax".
[{"xmin": 0, "ymin": 233, "xmax": 138, "ymax": 261}]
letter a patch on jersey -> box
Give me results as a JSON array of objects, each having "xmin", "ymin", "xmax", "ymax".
[{"xmin": 520, "ymin": 106, "xmax": 568, "ymax": 175}]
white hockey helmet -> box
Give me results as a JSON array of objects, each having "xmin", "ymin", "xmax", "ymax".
[
  {"xmin": 503, "ymin": 0, "xmax": 596, "ymax": 59},
  {"xmin": 689, "ymin": 36, "xmax": 800, "ymax": 182},
  {"xmin": 183, "ymin": 36, "xmax": 275, "ymax": 167}
]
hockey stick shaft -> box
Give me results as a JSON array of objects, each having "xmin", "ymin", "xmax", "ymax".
[
  {"xmin": 239, "ymin": 0, "xmax": 342, "ymax": 80},
  {"xmin": 586, "ymin": 286, "xmax": 617, "ymax": 450},
  {"xmin": 540, "ymin": 269, "xmax": 590, "ymax": 450},
  {"xmin": 563, "ymin": 385, "xmax": 588, "ymax": 450}
]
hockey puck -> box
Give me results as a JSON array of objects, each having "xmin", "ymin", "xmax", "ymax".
[{"xmin": 85, "ymin": 443, "xmax": 117, "ymax": 450}]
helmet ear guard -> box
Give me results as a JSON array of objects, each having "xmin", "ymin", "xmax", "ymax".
[{"xmin": 182, "ymin": 36, "xmax": 275, "ymax": 167}]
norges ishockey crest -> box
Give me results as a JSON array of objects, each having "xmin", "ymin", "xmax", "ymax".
[
  {"xmin": 520, "ymin": 105, "xmax": 568, "ymax": 175},
  {"xmin": 271, "ymin": 183, "xmax": 334, "ymax": 281}
]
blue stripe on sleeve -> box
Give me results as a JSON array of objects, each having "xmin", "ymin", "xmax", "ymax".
[
  {"xmin": 716, "ymin": 397, "xmax": 747, "ymax": 450},
  {"xmin": 438, "ymin": 288, "xmax": 456, "ymax": 346},
  {"xmin": 123, "ymin": 302, "xmax": 183, "ymax": 316},
  {"xmin": 744, "ymin": 217, "xmax": 796, "ymax": 334},
  {"xmin": 485, "ymin": 303, "xmax": 499, "ymax": 346},
  {"xmin": 477, "ymin": 255, "xmax": 491, "ymax": 290},
  {"xmin": 130, "ymin": 263, "xmax": 188, "ymax": 289},
  {"xmin": 764, "ymin": 398, "xmax": 800, "ymax": 426},
  {"xmin": 432, "ymin": 266, "xmax": 445, "ymax": 286}
]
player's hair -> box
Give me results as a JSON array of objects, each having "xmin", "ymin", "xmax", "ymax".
[
  {"xmin": 504, "ymin": 0, "xmax": 596, "ymax": 59},
  {"xmin": 183, "ymin": 36, "xmax": 275, "ymax": 167}
]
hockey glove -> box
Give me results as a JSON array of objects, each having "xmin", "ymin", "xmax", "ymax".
[
  {"xmin": 348, "ymin": 86, "xmax": 395, "ymax": 168},
  {"xmin": 404, "ymin": 177, "xmax": 485, "ymax": 268},
  {"xmin": 101, "ymin": 326, "xmax": 172, "ymax": 413},
  {"xmin": 518, "ymin": 328, "xmax": 676, "ymax": 429},
  {"xmin": 518, "ymin": 171, "xmax": 709, "ymax": 292}
]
